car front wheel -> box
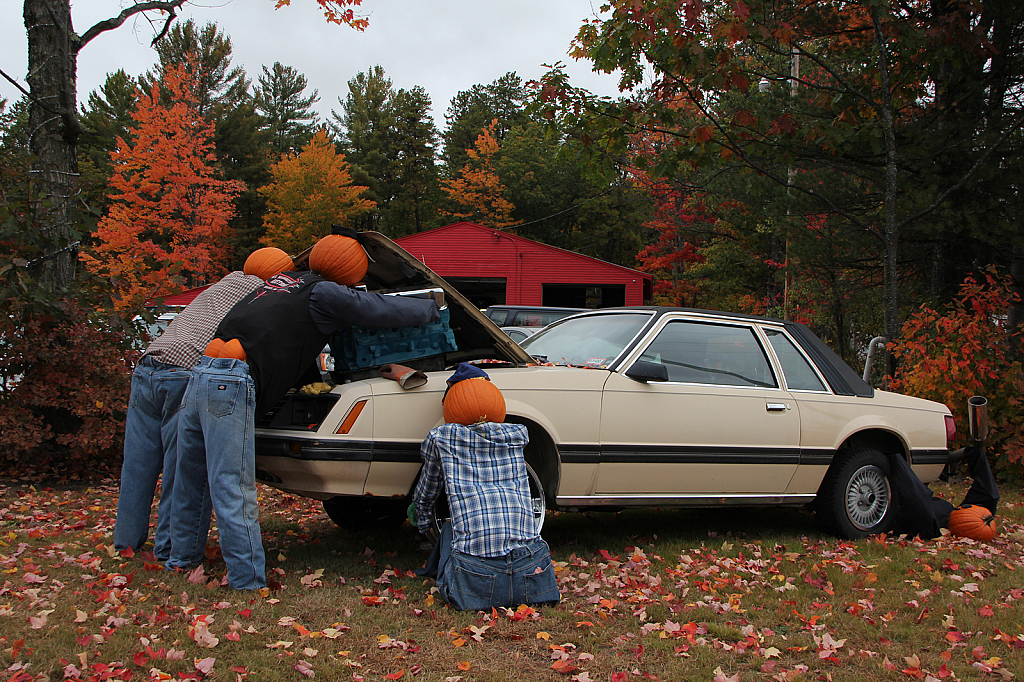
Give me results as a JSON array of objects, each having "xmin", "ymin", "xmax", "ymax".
[
  {"xmin": 817, "ymin": 448, "xmax": 896, "ymax": 539},
  {"xmin": 428, "ymin": 463, "xmax": 546, "ymax": 543}
]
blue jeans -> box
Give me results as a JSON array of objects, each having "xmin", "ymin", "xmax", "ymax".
[
  {"xmin": 114, "ymin": 356, "xmax": 207, "ymax": 561},
  {"xmin": 433, "ymin": 522, "xmax": 560, "ymax": 611},
  {"xmin": 166, "ymin": 357, "xmax": 266, "ymax": 590}
]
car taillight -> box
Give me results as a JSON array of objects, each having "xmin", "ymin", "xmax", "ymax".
[
  {"xmin": 944, "ymin": 415, "xmax": 956, "ymax": 442},
  {"xmin": 336, "ymin": 400, "xmax": 367, "ymax": 435}
]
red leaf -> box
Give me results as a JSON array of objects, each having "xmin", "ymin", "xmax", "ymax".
[{"xmin": 551, "ymin": 660, "xmax": 579, "ymax": 674}]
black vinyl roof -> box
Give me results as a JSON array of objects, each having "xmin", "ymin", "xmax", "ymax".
[{"xmin": 572, "ymin": 307, "xmax": 875, "ymax": 398}]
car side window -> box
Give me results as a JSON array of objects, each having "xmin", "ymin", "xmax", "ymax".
[
  {"xmin": 513, "ymin": 312, "xmax": 542, "ymax": 326},
  {"xmin": 639, "ymin": 321, "xmax": 777, "ymax": 387},
  {"xmin": 489, "ymin": 310, "xmax": 508, "ymax": 326},
  {"xmin": 763, "ymin": 329, "xmax": 828, "ymax": 392}
]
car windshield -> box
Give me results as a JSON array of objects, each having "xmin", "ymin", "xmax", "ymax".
[{"xmin": 520, "ymin": 312, "xmax": 653, "ymax": 368}]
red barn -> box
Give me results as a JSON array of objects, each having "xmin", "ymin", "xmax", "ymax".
[{"xmin": 396, "ymin": 222, "xmax": 652, "ymax": 309}]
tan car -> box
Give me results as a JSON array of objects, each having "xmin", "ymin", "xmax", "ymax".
[{"xmin": 255, "ymin": 233, "xmax": 955, "ymax": 539}]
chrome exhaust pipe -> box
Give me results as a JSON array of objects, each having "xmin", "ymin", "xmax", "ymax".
[{"xmin": 968, "ymin": 396, "xmax": 989, "ymax": 444}]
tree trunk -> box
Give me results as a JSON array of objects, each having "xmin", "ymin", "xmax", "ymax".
[
  {"xmin": 24, "ymin": 0, "xmax": 80, "ymax": 291},
  {"xmin": 871, "ymin": 6, "xmax": 901, "ymax": 376},
  {"xmin": 1008, "ymin": 242, "xmax": 1024, "ymax": 345}
]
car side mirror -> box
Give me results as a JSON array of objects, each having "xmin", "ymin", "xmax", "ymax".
[{"xmin": 624, "ymin": 360, "xmax": 669, "ymax": 382}]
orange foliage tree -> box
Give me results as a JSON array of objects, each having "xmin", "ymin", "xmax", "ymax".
[
  {"xmin": 82, "ymin": 63, "xmax": 244, "ymax": 310},
  {"xmin": 890, "ymin": 269, "xmax": 1024, "ymax": 478},
  {"xmin": 258, "ymin": 129, "xmax": 375, "ymax": 255},
  {"xmin": 442, "ymin": 119, "xmax": 519, "ymax": 230}
]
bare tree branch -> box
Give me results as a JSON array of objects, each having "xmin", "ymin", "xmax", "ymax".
[
  {"xmin": 897, "ymin": 109, "xmax": 1024, "ymax": 230},
  {"xmin": 1, "ymin": 66, "xmax": 66, "ymax": 117},
  {"xmin": 77, "ymin": 1, "xmax": 187, "ymax": 51},
  {"xmin": 0, "ymin": 67, "xmax": 33, "ymax": 100}
]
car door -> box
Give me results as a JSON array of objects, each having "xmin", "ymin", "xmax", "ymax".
[{"xmin": 596, "ymin": 316, "xmax": 801, "ymax": 497}]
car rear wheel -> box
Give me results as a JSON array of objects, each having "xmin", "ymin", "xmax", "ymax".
[
  {"xmin": 427, "ymin": 463, "xmax": 546, "ymax": 543},
  {"xmin": 817, "ymin": 448, "xmax": 896, "ymax": 539}
]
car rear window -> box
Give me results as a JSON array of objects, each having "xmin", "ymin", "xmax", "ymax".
[{"xmin": 764, "ymin": 328, "xmax": 827, "ymax": 391}]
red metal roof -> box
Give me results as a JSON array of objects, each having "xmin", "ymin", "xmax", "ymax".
[
  {"xmin": 396, "ymin": 222, "xmax": 652, "ymax": 306},
  {"xmin": 146, "ymin": 285, "xmax": 212, "ymax": 308}
]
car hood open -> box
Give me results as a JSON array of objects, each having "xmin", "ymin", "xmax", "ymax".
[{"xmin": 297, "ymin": 231, "xmax": 534, "ymax": 368}]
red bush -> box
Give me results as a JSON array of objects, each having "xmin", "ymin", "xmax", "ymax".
[
  {"xmin": 890, "ymin": 269, "xmax": 1024, "ymax": 479},
  {"xmin": 0, "ymin": 299, "xmax": 136, "ymax": 479}
]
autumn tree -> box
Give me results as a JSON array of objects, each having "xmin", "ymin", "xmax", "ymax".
[
  {"xmin": 442, "ymin": 120, "xmax": 519, "ymax": 231},
  {"xmin": 538, "ymin": 0, "xmax": 1024, "ymax": 370},
  {"xmin": 81, "ymin": 64, "xmax": 244, "ymax": 310},
  {"xmin": 7, "ymin": 0, "xmax": 367, "ymax": 292},
  {"xmin": 258, "ymin": 128, "xmax": 374, "ymax": 254}
]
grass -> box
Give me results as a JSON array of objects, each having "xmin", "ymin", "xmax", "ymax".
[{"xmin": 0, "ymin": 475, "xmax": 1022, "ymax": 681}]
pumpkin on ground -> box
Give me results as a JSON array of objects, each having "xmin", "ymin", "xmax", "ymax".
[
  {"xmin": 443, "ymin": 377, "xmax": 506, "ymax": 425},
  {"xmin": 948, "ymin": 504, "xmax": 998, "ymax": 541},
  {"xmin": 309, "ymin": 234, "xmax": 368, "ymax": 286},
  {"xmin": 244, "ymin": 247, "xmax": 294, "ymax": 280}
]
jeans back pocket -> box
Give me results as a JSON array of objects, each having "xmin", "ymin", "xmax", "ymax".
[{"xmin": 206, "ymin": 378, "xmax": 242, "ymax": 418}]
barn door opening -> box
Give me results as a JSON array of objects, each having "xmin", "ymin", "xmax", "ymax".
[
  {"xmin": 542, "ymin": 284, "xmax": 625, "ymax": 308},
  {"xmin": 445, "ymin": 277, "xmax": 507, "ymax": 309}
]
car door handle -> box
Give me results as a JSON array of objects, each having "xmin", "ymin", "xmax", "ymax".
[{"xmin": 766, "ymin": 402, "xmax": 790, "ymax": 411}]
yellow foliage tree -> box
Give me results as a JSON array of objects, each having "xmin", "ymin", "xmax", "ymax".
[
  {"xmin": 442, "ymin": 119, "xmax": 520, "ymax": 230},
  {"xmin": 259, "ymin": 129, "xmax": 375, "ymax": 254}
]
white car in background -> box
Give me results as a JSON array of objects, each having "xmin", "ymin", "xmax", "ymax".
[{"xmin": 500, "ymin": 326, "xmax": 539, "ymax": 344}]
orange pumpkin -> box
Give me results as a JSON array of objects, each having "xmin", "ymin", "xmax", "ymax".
[
  {"xmin": 443, "ymin": 377, "xmax": 506, "ymax": 425},
  {"xmin": 244, "ymin": 247, "xmax": 294, "ymax": 280},
  {"xmin": 204, "ymin": 338, "xmax": 225, "ymax": 358},
  {"xmin": 308, "ymin": 234, "xmax": 368, "ymax": 286},
  {"xmin": 203, "ymin": 338, "xmax": 247, "ymax": 362},
  {"xmin": 948, "ymin": 504, "xmax": 998, "ymax": 542}
]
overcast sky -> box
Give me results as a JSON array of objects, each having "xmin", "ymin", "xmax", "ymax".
[{"xmin": 1, "ymin": 0, "xmax": 626, "ymax": 132}]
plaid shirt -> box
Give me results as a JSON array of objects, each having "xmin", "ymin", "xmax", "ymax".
[
  {"xmin": 145, "ymin": 271, "xmax": 264, "ymax": 368},
  {"xmin": 414, "ymin": 422, "xmax": 537, "ymax": 558}
]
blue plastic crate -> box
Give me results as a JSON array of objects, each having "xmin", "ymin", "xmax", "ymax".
[{"xmin": 330, "ymin": 307, "xmax": 457, "ymax": 371}]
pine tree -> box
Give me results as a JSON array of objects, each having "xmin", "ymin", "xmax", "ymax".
[
  {"xmin": 332, "ymin": 66, "xmax": 440, "ymax": 236},
  {"xmin": 252, "ymin": 62, "xmax": 321, "ymax": 155},
  {"xmin": 140, "ymin": 20, "xmax": 250, "ymax": 117},
  {"xmin": 77, "ymin": 70, "xmax": 140, "ymax": 212}
]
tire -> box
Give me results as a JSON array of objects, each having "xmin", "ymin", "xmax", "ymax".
[
  {"xmin": 817, "ymin": 448, "xmax": 896, "ymax": 539},
  {"xmin": 323, "ymin": 496, "xmax": 407, "ymax": 529},
  {"xmin": 427, "ymin": 463, "xmax": 546, "ymax": 543}
]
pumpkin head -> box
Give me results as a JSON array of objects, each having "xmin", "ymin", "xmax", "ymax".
[
  {"xmin": 309, "ymin": 234, "xmax": 368, "ymax": 286},
  {"xmin": 244, "ymin": 247, "xmax": 294, "ymax": 280},
  {"xmin": 443, "ymin": 377, "xmax": 506, "ymax": 425},
  {"xmin": 948, "ymin": 504, "xmax": 998, "ymax": 542}
]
